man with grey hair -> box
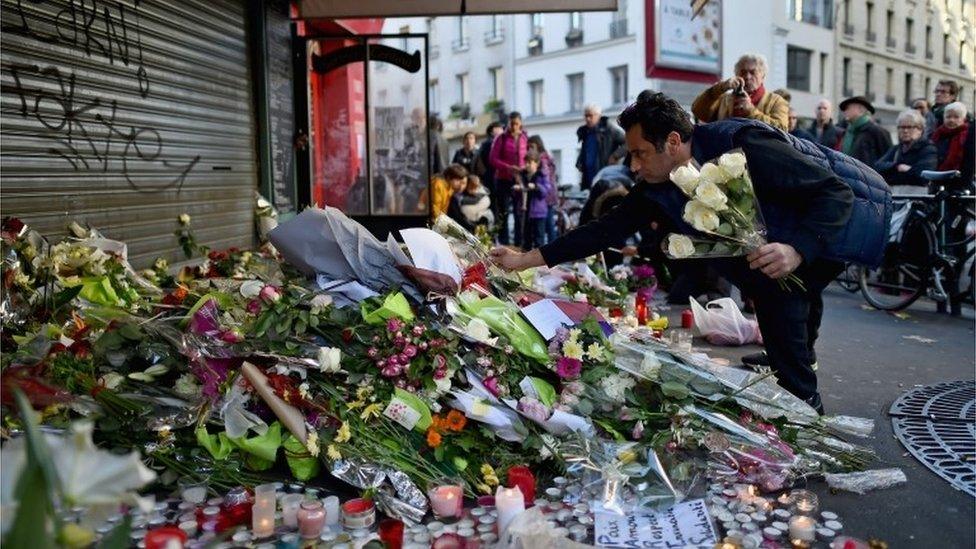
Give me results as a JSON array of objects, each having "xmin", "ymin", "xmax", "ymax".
[
  {"xmin": 874, "ymin": 109, "xmax": 937, "ymax": 190},
  {"xmin": 576, "ymin": 103, "xmax": 626, "ymax": 190},
  {"xmin": 692, "ymin": 53, "xmax": 789, "ymax": 130}
]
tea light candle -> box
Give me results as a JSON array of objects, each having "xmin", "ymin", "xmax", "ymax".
[
  {"xmin": 280, "ymin": 493, "xmax": 304, "ymax": 528},
  {"xmin": 772, "ymin": 509, "xmax": 792, "ymax": 521},
  {"xmin": 816, "ymin": 527, "xmax": 837, "ymax": 542},
  {"xmin": 770, "ymin": 521, "xmax": 788, "ymax": 532},
  {"xmin": 750, "ymin": 513, "xmax": 767, "ymax": 524},
  {"xmin": 323, "ymin": 496, "xmax": 340, "ymax": 528},
  {"xmin": 722, "ymin": 489, "xmax": 738, "ymax": 499},
  {"xmin": 569, "ymin": 524, "xmax": 588, "ymax": 542},
  {"xmin": 252, "ymin": 483, "xmax": 277, "ymax": 538},
  {"xmin": 495, "ymin": 486, "xmax": 525, "ymax": 535},
  {"xmin": 823, "ymin": 520, "xmax": 843, "ymax": 532},
  {"xmin": 777, "ymin": 493, "xmax": 792, "ymax": 506},
  {"xmin": 340, "ymin": 498, "xmax": 375, "ymax": 530},
  {"xmin": 762, "ymin": 526, "xmax": 783, "ymax": 540},
  {"xmin": 180, "ymin": 482, "xmax": 208, "ymax": 505},
  {"xmin": 820, "ymin": 511, "xmax": 838, "ymax": 522},
  {"xmin": 428, "ymin": 483, "xmax": 464, "ymax": 519},
  {"xmin": 788, "ymin": 516, "xmax": 815, "ymax": 542},
  {"xmin": 544, "ymin": 487, "xmax": 563, "ymax": 499}
]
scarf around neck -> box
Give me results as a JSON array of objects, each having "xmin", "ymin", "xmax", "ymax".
[
  {"xmin": 841, "ymin": 114, "xmax": 871, "ymax": 154},
  {"xmin": 933, "ymin": 121, "xmax": 969, "ymax": 171}
]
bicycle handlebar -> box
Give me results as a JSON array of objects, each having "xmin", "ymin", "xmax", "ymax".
[{"xmin": 920, "ymin": 170, "xmax": 962, "ymax": 181}]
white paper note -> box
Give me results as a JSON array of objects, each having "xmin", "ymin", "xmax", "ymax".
[
  {"xmin": 400, "ymin": 228, "xmax": 462, "ymax": 283},
  {"xmin": 594, "ymin": 499, "xmax": 716, "ymax": 548},
  {"xmin": 386, "ymin": 234, "xmax": 414, "ymax": 267},
  {"xmin": 520, "ymin": 299, "xmax": 574, "ymax": 340}
]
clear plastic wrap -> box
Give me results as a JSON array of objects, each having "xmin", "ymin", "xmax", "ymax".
[
  {"xmin": 824, "ymin": 468, "xmax": 907, "ymax": 494},
  {"xmin": 497, "ymin": 506, "xmax": 591, "ymax": 549},
  {"xmin": 821, "ymin": 415, "xmax": 876, "ymax": 438},
  {"xmin": 330, "ymin": 458, "xmax": 429, "ymax": 525}
]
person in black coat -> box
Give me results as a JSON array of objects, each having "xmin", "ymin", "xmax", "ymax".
[
  {"xmin": 452, "ymin": 131, "xmax": 478, "ymax": 172},
  {"xmin": 838, "ymin": 96, "xmax": 891, "ymax": 165},
  {"xmin": 788, "ymin": 108, "xmax": 817, "ymax": 142},
  {"xmin": 874, "ymin": 109, "xmax": 938, "ymax": 189},
  {"xmin": 576, "ymin": 104, "xmax": 626, "ymax": 190},
  {"xmin": 807, "ymin": 98, "xmax": 842, "ymax": 149}
]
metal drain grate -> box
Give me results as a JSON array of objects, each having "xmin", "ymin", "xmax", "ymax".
[{"xmin": 890, "ymin": 380, "xmax": 976, "ymax": 497}]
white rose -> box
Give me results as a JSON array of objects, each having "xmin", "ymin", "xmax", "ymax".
[
  {"xmin": 682, "ymin": 200, "xmax": 721, "ymax": 232},
  {"xmin": 100, "ymin": 372, "xmax": 125, "ymax": 390},
  {"xmin": 464, "ymin": 318, "xmax": 493, "ymax": 343},
  {"xmin": 718, "ymin": 152, "xmax": 748, "ymax": 178},
  {"xmin": 670, "ymin": 164, "xmax": 700, "ymax": 196},
  {"xmin": 694, "ymin": 181, "xmax": 729, "ymax": 211},
  {"xmin": 574, "ymin": 292, "xmax": 588, "ymax": 303},
  {"xmin": 699, "ymin": 163, "xmax": 731, "ymax": 186},
  {"xmin": 667, "ymin": 234, "xmax": 696, "ymax": 259},
  {"xmin": 178, "ymin": 213, "xmax": 191, "ymax": 225},
  {"xmin": 639, "ymin": 352, "xmax": 662, "ymax": 380},
  {"xmin": 317, "ymin": 346, "xmax": 342, "ymax": 373},
  {"xmin": 434, "ymin": 375, "xmax": 453, "ymax": 393},
  {"xmin": 310, "ymin": 294, "xmax": 333, "ymax": 313},
  {"xmin": 240, "ymin": 279, "xmax": 264, "ymax": 299}
]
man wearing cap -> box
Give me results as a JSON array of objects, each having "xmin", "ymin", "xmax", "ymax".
[{"xmin": 838, "ymin": 96, "xmax": 891, "ymax": 165}]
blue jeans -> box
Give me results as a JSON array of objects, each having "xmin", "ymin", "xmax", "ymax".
[{"xmin": 545, "ymin": 205, "xmax": 558, "ymax": 244}]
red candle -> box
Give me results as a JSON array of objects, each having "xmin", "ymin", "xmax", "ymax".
[
  {"xmin": 379, "ymin": 518, "xmax": 405, "ymax": 549},
  {"xmin": 145, "ymin": 527, "xmax": 188, "ymax": 549},
  {"xmin": 681, "ymin": 308, "xmax": 694, "ymax": 329},
  {"xmin": 635, "ymin": 293, "xmax": 648, "ymax": 325},
  {"xmin": 506, "ymin": 465, "xmax": 536, "ymax": 503}
]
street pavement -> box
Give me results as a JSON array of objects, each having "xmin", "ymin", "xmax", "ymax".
[{"xmin": 668, "ymin": 284, "xmax": 975, "ymax": 548}]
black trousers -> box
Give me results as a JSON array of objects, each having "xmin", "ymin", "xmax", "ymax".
[
  {"xmin": 719, "ymin": 258, "xmax": 844, "ymax": 402},
  {"xmin": 495, "ymin": 179, "xmax": 523, "ymax": 246}
]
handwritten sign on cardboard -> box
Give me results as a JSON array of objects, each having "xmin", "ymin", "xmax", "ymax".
[{"xmin": 594, "ymin": 499, "xmax": 716, "ymax": 548}]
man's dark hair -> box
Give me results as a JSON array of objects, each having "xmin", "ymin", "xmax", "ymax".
[
  {"xmin": 617, "ymin": 90, "xmax": 693, "ymax": 152},
  {"xmin": 485, "ymin": 121, "xmax": 503, "ymax": 135},
  {"xmin": 508, "ymin": 111, "xmax": 522, "ymax": 120},
  {"xmin": 938, "ymin": 79, "xmax": 959, "ymax": 96},
  {"xmin": 442, "ymin": 164, "xmax": 468, "ymax": 180}
]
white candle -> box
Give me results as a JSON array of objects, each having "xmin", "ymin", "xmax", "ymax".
[
  {"xmin": 323, "ymin": 496, "xmax": 340, "ymax": 528},
  {"xmin": 252, "ymin": 483, "xmax": 277, "ymax": 538},
  {"xmin": 428, "ymin": 484, "xmax": 464, "ymax": 519},
  {"xmin": 495, "ymin": 485, "xmax": 525, "ymax": 535},
  {"xmin": 281, "ymin": 493, "xmax": 304, "ymax": 528},
  {"xmin": 788, "ymin": 515, "xmax": 816, "ymax": 542}
]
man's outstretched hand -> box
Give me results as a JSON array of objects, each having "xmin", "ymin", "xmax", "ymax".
[
  {"xmin": 489, "ymin": 247, "xmax": 545, "ymax": 272},
  {"xmin": 747, "ymin": 243, "xmax": 802, "ymax": 279}
]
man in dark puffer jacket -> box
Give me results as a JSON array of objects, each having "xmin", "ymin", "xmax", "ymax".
[{"xmin": 491, "ymin": 91, "xmax": 891, "ymax": 414}]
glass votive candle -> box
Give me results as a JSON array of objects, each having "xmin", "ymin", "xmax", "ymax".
[
  {"xmin": 788, "ymin": 490, "xmax": 819, "ymax": 516},
  {"xmin": 280, "ymin": 493, "xmax": 304, "ymax": 529},
  {"xmin": 788, "ymin": 515, "xmax": 816, "ymax": 542},
  {"xmin": 179, "ymin": 479, "xmax": 208, "ymax": 505},
  {"xmin": 341, "ymin": 498, "xmax": 376, "ymax": 530},
  {"xmin": 252, "ymin": 483, "xmax": 277, "ymax": 538},
  {"xmin": 323, "ymin": 495, "xmax": 341, "ymax": 528},
  {"xmin": 427, "ymin": 479, "xmax": 464, "ymax": 520},
  {"xmin": 297, "ymin": 500, "xmax": 327, "ymax": 539},
  {"xmin": 379, "ymin": 518, "xmax": 405, "ymax": 549}
]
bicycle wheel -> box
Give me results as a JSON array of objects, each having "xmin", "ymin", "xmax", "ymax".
[{"xmin": 859, "ymin": 214, "xmax": 935, "ymax": 311}]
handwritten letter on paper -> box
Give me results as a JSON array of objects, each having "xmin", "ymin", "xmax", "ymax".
[{"xmin": 594, "ymin": 499, "xmax": 716, "ymax": 548}]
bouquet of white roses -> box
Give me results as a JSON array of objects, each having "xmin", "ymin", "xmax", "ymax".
[{"xmin": 663, "ymin": 149, "xmax": 804, "ymax": 290}]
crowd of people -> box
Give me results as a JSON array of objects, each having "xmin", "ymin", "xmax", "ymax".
[{"xmin": 425, "ymin": 54, "xmax": 973, "ymax": 255}]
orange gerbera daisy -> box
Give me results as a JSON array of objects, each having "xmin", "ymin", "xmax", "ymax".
[
  {"xmin": 426, "ymin": 428, "xmax": 442, "ymax": 448},
  {"xmin": 445, "ymin": 410, "xmax": 467, "ymax": 432}
]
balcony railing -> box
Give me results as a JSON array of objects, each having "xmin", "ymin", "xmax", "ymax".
[
  {"xmin": 886, "ymin": 37, "xmax": 896, "ymax": 48},
  {"xmin": 609, "ymin": 19, "xmax": 628, "ymax": 39},
  {"xmin": 484, "ymin": 29, "xmax": 504, "ymax": 45},
  {"xmin": 866, "ymin": 30, "xmax": 877, "ymax": 43},
  {"xmin": 905, "ymin": 44, "xmax": 916, "ymax": 54},
  {"xmin": 451, "ymin": 37, "xmax": 470, "ymax": 52},
  {"xmin": 565, "ymin": 28, "xmax": 583, "ymax": 47}
]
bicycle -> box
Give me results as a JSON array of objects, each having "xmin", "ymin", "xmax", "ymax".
[
  {"xmin": 859, "ymin": 170, "xmax": 976, "ymax": 314},
  {"xmin": 553, "ymin": 183, "xmax": 588, "ymax": 237}
]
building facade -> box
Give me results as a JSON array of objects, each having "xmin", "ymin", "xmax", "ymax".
[{"xmin": 833, "ymin": 0, "xmax": 975, "ymax": 128}]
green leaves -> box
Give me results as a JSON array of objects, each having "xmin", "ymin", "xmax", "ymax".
[{"xmin": 660, "ymin": 381, "xmax": 691, "ymax": 400}]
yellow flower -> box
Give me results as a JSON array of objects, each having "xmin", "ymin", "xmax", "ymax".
[
  {"xmin": 306, "ymin": 431, "xmax": 320, "ymax": 457},
  {"xmin": 335, "ymin": 422, "xmax": 351, "ymax": 443},
  {"xmin": 586, "ymin": 342, "xmax": 606, "ymax": 362},
  {"xmin": 346, "ymin": 399, "xmax": 365, "ymax": 411},
  {"xmin": 178, "ymin": 213, "xmax": 191, "ymax": 225},
  {"xmin": 480, "ymin": 463, "xmax": 496, "ymax": 477},
  {"xmin": 484, "ymin": 474, "xmax": 500, "ymax": 487},
  {"xmin": 562, "ymin": 339, "xmax": 584, "ymax": 360},
  {"xmin": 567, "ymin": 328, "xmax": 582, "ymax": 342},
  {"xmin": 476, "ymin": 483, "xmax": 492, "ymax": 494},
  {"xmin": 326, "ymin": 444, "xmax": 342, "ymax": 460},
  {"xmin": 360, "ymin": 403, "xmax": 383, "ymax": 421},
  {"xmin": 356, "ymin": 386, "xmax": 372, "ymax": 400}
]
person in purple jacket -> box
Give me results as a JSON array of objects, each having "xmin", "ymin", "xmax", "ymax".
[{"xmin": 513, "ymin": 151, "xmax": 551, "ymax": 251}]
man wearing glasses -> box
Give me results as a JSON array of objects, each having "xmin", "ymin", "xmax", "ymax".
[
  {"xmin": 925, "ymin": 80, "xmax": 959, "ymax": 136},
  {"xmin": 874, "ymin": 109, "xmax": 938, "ymax": 192}
]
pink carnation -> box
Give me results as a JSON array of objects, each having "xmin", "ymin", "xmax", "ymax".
[
  {"xmin": 555, "ymin": 357, "xmax": 582, "ymax": 379},
  {"xmin": 386, "ymin": 318, "xmax": 403, "ymax": 332}
]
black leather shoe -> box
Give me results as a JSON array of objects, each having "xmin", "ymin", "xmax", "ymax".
[
  {"xmin": 805, "ymin": 393, "xmax": 825, "ymax": 415},
  {"xmin": 741, "ymin": 351, "xmax": 770, "ymax": 367}
]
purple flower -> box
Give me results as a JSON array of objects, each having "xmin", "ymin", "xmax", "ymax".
[
  {"xmin": 633, "ymin": 265, "xmax": 656, "ymax": 280},
  {"xmin": 632, "ymin": 420, "xmax": 645, "ymax": 440},
  {"xmin": 246, "ymin": 299, "xmax": 262, "ymax": 315},
  {"xmin": 220, "ymin": 330, "xmax": 242, "ymax": 344},
  {"xmin": 483, "ymin": 376, "xmax": 501, "ymax": 398},
  {"xmin": 433, "ymin": 354, "xmax": 447, "ymax": 370},
  {"xmin": 397, "ymin": 353, "xmax": 409, "ymax": 364},
  {"xmin": 636, "ymin": 285, "xmax": 656, "ymax": 301},
  {"xmin": 194, "ymin": 357, "xmax": 233, "ymax": 401},
  {"xmin": 517, "ymin": 397, "xmax": 551, "ymax": 423},
  {"xmin": 367, "ymin": 347, "xmax": 379, "ymax": 358},
  {"xmin": 393, "ymin": 335, "xmax": 406, "ymax": 347},
  {"xmin": 386, "ymin": 318, "xmax": 403, "ymax": 332},
  {"xmin": 381, "ymin": 365, "xmax": 398, "ymax": 377},
  {"xmin": 189, "ymin": 299, "xmax": 221, "ymax": 337},
  {"xmin": 555, "ymin": 357, "xmax": 582, "ymax": 379},
  {"xmin": 403, "ymin": 345, "xmax": 418, "ymax": 358},
  {"xmin": 433, "ymin": 368, "xmax": 447, "ymax": 380},
  {"xmin": 388, "ymin": 355, "xmax": 400, "ymax": 367}
]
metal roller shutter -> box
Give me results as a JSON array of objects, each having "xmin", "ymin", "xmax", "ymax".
[{"xmin": 1, "ymin": 0, "xmax": 257, "ymax": 268}]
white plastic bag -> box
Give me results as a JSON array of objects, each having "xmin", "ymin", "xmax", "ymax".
[{"xmin": 689, "ymin": 297, "xmax": 763, "ymax": 346}]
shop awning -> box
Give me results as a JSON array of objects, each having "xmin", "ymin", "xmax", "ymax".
[{"xmin": 296, "ymin": 0, "xmax": 617, "ymax": 19}]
